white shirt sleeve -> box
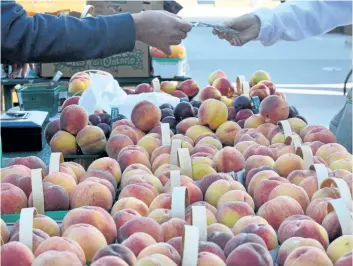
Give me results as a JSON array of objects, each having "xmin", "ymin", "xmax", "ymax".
[{"xmin": 252, "ymin": 0, "xmax": 352, "ymax": 46}]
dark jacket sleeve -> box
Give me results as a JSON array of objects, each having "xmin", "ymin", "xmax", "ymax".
[{"xmin": 1, "ymin": 1, "xmax": 136, "ymax": 64}]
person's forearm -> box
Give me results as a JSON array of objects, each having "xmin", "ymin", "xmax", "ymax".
[
  {"xmin": 252, "ymin": 0, "xmax": 352, "ymax": 46},
  {"xmin": 1, "ymin": 2, "xmax": 136, "ymax": 64}
]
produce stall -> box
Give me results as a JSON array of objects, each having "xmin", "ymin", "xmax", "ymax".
[{"xmin": 1, "ymin": 64, "xmax": 353, "ymax": 266}]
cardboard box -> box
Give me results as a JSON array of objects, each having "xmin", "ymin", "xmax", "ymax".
[{"xmin": 41, "ymin": 1, "xmax": 163, "ymax": 78}]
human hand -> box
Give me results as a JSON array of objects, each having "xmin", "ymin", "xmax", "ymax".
[
  {"xmin": 213, "ymin": 14, "xmax": 261, "ymax": 46},
  {"xmin": 132, "ymin": 10, "xmax": 192, "ymax": 55},
  {"xmin": 8, "ymin": 63, "xmax": 35, "ymax": 79}
]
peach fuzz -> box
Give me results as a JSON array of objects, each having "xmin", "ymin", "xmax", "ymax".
[
  {"xmin": 253, "ymin": 176, "xmax": 290, "ymax": 209},
  {"xmin": 247, "ymin": 170, "xmax": 280, "ymax": 196},
  {"xmin": 278, "ymin": 218, "xmax": 329, "ymax": 248},
  {"xmin": 298, "ymin": 175, "xmax": 319, "ymax": 200},
  {"xmin": 10, "ymin": 228, "xmax": 49, "ymax": 253},
  {"xmin": 198, "ymin": 252, "xmax": 226, "ymax": 266},
  {"xmin": 330, "ymin": 158, "xmax": 353, "ymax": 172},
  {"xmin": 259, "ymin": 95, "xmax": 289, "ymax": 124},
  {"xmin": 150, "ymin": 145, "xmax": 171, "ymax": 164},
  {"xmin": 232, "ymin": 215, "xmax": 269, "ymax": 235},
  {"xmin": 119, "ymin": 184, "xmax": 155, "ymax": 207},
  {"xmin": 245, "ymin": 155, "xmax": 275, "ymax": 173},
  {"xmin": 1, "ymin": 183, "xmax": 27, "ymax": 214},
  {"xmin": 234, "ymin": 140, "xmax": 258, "ymax": 154},
  {"xmin": 61, "ymin": 162, "xmax": 85, "ymax": 182},
  {"xmin": 122, "ymin": 232, "xmax": 157, "ymax": 257},
  {"xmin": 215, "ymin": 121, "xmax": 241, "ymax": 146},
  {"xmin": 118, "ymin": 217, "xmax": 164, "ymax": 242},
  {"xmin": 43, "ymin": 172, "xmax": 76, "ymax": 196},
  {"xmin": 245, "ymin": 166, "xmax": 277, "ymax": 189},
  {"xmin": 287, "ymin": 170, "xmax": 315, "ymax": 185},
  {"xmin": 303, "ymin": 128, "xmax": 336, "ymax": 144},
  {"xmin": 327, "ymin": 235, "xmax": 353, "ymax": 264},
  {"xmin": 217, "ymin": 190, "xmax": 255, "ymax": 209},
  {"xmin": 257, "ymin": 196, "xmax": 304, "ymax": 230},
  {"xmin": 106, "ymin": 134, "xmax": 134, "ymax": 159},
  {"xmin": 118, "ymin": 151, "xmax": 151, "ymax": 172},
  {"xmin": 284, "ymin": 246, "xmax": 333, "ymax": 266},
  {"xmin": 0, "ymin": 241, "xmax": 34, "ymax": 266},
  {"xmin": 198, "ymin": 99, "xmax": 228, "ymax": 130},
  {"xmin": 207, "ymin": 223, "xmax": 234, "ymax": 235},
  {"xmin": 216, "ymin": 201, "xmax": 255, "ymax": 228},
  {"xmin": 315, "ymin": 143, "xmax": 348, "ymax": 161},
  {"xmin": 244, "ymin": 114, "xmax": 266, "ymax": 129},
  {"xmin": 1, "ymin": 164, "xmax": 31, "ymax": 180},
  {"xmin": 60, "ymin": 105, "xmax": 88, "ymax": 135},
  {"xmin": 32, "ymin": 251, "xmax": 82, "ymax": 266},
  {"xmin": 275, "ymin": 154, "xmax": 304, "ymax": 177},
  {"xmin": 277, "ymin": 237, "xmax": 324, "ymax": 266},
  {"xmin": 135, "ymin": 254, "xmax": 177, "ymax": 266},
  {"xmin": 34, "ymin": 237, "xmax": 86, "ymax": 266},
  {"xmin": 90, "ymin": 243, "xmax": 137, "ymax": 265},
  {"xmin": 198, "ymin": 241, "xmax": 226, "ymax": 261},
  {"xmin": 131, "ymin": 100, "xmax": 161, "ymax": 132},
  {"xmin": 224, "ymin": 233, "xmax": 267, "ymax": 257},
  {"xmin": 334, "ymin": 251, "xmax": 353, "ymax": 266},
  {"xmin": 111, "ymin": 197, "xmax": 149, "ymax": 217},
  {"xmin": 305, "ymin": 197, "xmax": 331, "ymax": 223},
  {"xmin": 176, "ymin": 117, "xmax": 201, "ymax": 134},
  {"xmin": 214, "ymin": 146, "xmax": 245, "ymax": 173},
  {"xmin": 62, "ymin": 223, "xmax": 107, "ymax": 261},
  {"xmin": 161, "ymin": 218, "xmax": 188, "ymax": 242},
  {"xmin": 225, "ymin": 242, "xmax": 273, "ymax": 266},
  {"xmin": 76, "ymin": 126, "xmax": 106, "ymax": 155},
  {"xmin": 322, "ymin": 211, "xmax": 342, "ymax": 241},
  {"xmin": 112, "ymin": 209, "xmax": 141, "ymax": 237},
  {"xmin": 137, "ymin": 243, "xmax": 181, "ymax": 265},
  {"xmin": 268, "ymin": 183, "xmax": 310, "ymax": 211},
  {"xmin": 151, "ymin": 154, "xmax": 171, "ymax": 173},
  {"xmin": 240, "ymin": 222, "xmax": 278, "ymax": 250},
  {"xmin": 91, "ymin": 256, "xmax": 129, "ymax": 266},
  {"xmin": 137, "ymin": 135, "xmax": 162, "ymax": 157},
  {"xmin": 205, "ymin": 179, "xmax": 246, "ymax": 207}
]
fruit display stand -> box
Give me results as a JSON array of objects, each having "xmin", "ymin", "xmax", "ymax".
[{"xmin": 1, "ymin": 71, "xmax": 353, "ymax": 266}]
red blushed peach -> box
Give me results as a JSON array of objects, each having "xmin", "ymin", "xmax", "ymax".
[
  {"xmin": 112, "ymin": 209, "xmax": 141, "ymax": 238},
  {"xmin": 191, "ymin": 144, "xmax": 218, "ymax": 156},
  {"xmin": 304, "ymin": 141, "xmax": 325, "ymax": 155},
  {"xmin": 111, "ymin": 197, "xmax": 149, "ymax": 217},
  {"xmin": 200, "ymin": 86, "xmax": 222, "ymax": 101},
  {"xmin": 131, "ymin": 100, "xmax": 161, "ymax": 132},
  {"xmin": 1, "ymin": 164, "xmax": 31, "ymax": 180},
  {"xmin": 34, "ymin": 237, "xmax": 86, "ymax": 266},
  {"xmin": 84, "ymin": 177, "xmax": 115, "ymax": 199},
  {"xmin": 118, "ymin": 150, "xmax": 151, "ymax": 172},
  {"xmin": 187, "ymin": 201, "xmax": 218, "ymax": 217},
  {"xmin": 334, "ymin": 250, "xmax": 353, "ymax": 266},
  {"xmin": 205, "ymin": 179, "xmax": 246, "ymax": 207},
  {"xmin": 198, "ymin": 99, "xmax": 228, "ymax": 130},
  {"xmin": 198, "ymin": 241, "xmax": 226, "ymax": 261},
  {"xmin": 214, "ymin": 146, "xmax": 245, "ymax": 173},
  {"xmin": 245, "ymin": 166, "xmax": 277, "ymax": 189},
  {"xmin": 207, "ymin": 223, "xmax": 234, "ymax": 235},
  {"xmin": 257, "ymin": 196, "xmax": 304, "ymax": 230},
  {"xmin": 111, "ymin": 125, "xmax": 138, "ymax": 144},
  {"xmin": 91, "ymin": 256, "xmax": 129, "ymax": 266},
  {"xmin": 1, "ymin": 183, "xmax": 27, "ymax": 214},
  {"xmin": 149, "ymin": 193, "xmax": 171, "ymax": 212},
  {"xmin": 208, "ymin": 70, "xmax": 227, "ymax": 85},
  {"xmin": 198, "ymin": 251, "xmax": 227, "ymax": 266},
  {"xmin": 2, "ymin": 174, "xmax": 32, "ymax": 198},
  {"xmin": 234, "ymin": 128, "xmax": 257, "ymax": 144},
  {"xmin": 248, "ymin": 170, "xmax": 280, "ymax": 197},
  {"xmin": 207, "ymin": 231, "xmax": 233, "ymax": 250},
  {"xmin": 253, "ymin": 176, "xmax": 290, "ymax": 209},
  {"xmin": 287, "ymin": 170, "xmax": 315, "ymax": 185},
  {"xmin": 118, "ymin": 217, "xmax": 164, "ymax": 243},
  {"xmin": 305, "ymin": 197, "xmax": 331, "ymax": 224},
  {"xmin": 165, "ymin": 181, "xmax": 203, "ymax": 205},
  {"xmin": 275, "ymin": 154, "xmax": 304, "ymax": 177},
  {"xmin": 240, "ymin": 222, "xmax": 278, "ymax": 250},
  {"xmin": 197, "ymin": 173, "xmax": 232, "ymax": 195},
  {"xmin": 224, "ymin": 233, "xmax": 267, "ymax": 257},
  {"xmin": 10, "ymin": 228, "xmax": 50, "ymax": 253},
  {"xmin": 249, "ymin": 83, "xmax": 271, "ymax": 101},
  {"xmin": 277, "ymin": 237, "xmax": 325, "ymax": 266},
  {"xmin": 43, "ymin": 172, "xmax": 76, "ymax": 196},
  {"xmin": 119, "ymin": 184, "xmax": 155, "ymax": 207},
  {"xmin": 330, "ymin": 158, "xmax": 353, "ymax": 172},
  {"xmin": 232, "ymin": 215, "xmax": 269, "ymax": 235},
  {"xmin": 161, "ymin": 218, "xmax": 188, "ymax": 242},
  {"xmin": 90, "ymin": 243, "xmax": 136, "ymax": 266},
  {"xmin": 315, "ymin": 143, "xmax": 348, "ymax": 161},
  {"xmin": 244, "ymin": 145, "xmax": 275, "ymax": 160},
  {"xmin": 81, "ymin": 170, "xmax": 117, "ymax": 190},
  {"xmin": 217, "ymin": 190, "xmax": 255, "ymax": 210},
  {"xmin": 278, "ymin": 218, "xmax": 329, "ymax": 248},
  {"xmin": 303, "ymin": 128, "xmax": 336, "ymax": 144},
  {"xmin": 150, "ymin": 145, "xmax": 171, "ymax": 164},
  {"xmin": 225, "ymin": 243, "xmax": 273, "ymax": 266},
  {"xmin": 123, "ymin": 163, "xmax": 152, "ymax": 175},
  {"xmin": 60, "ymin": 105, "xmax": 88, "ymax": 135},
  {"xmin": 284, "ymin": 246, "xmax": 333, "ymax": 266},
  {"xmin": 6, "ymin": 156, "xmax": 46, "ymax": 170},
  {"xmin": 137, "ymin": 243, "xmax": 181, "ymax": 265},
  {"xmin": 311, "ymin": 187, "xmax": 340, "ymax": 200},
  {"xmin": 298, "ymin": 175, "xmax": 319, "ymax": 200},
  {"xmin": 106, "ymin": 134, "xmax": 134, "ymax": 159},
  {"xmin": 212, "ymin": 77, "xmax": 235, "ymax": 97},
  {"xmin": 0, "ymin": 242, "xmax": 35, "ymax": 266},
  {"xmin": 237, "ymin": 132, "xmax": 270, "ymax": 147},
  {"xmin": 167, "ymin": 237, "xmax": 183, "ymax": 255},
  {"xmin": 245, "ymin": 155, "xmax": 275, "ymax": 173},
  {"xmin": 300, "ymin": 125, "xmax": 326, "ymax": 139},
  {"xmin": 122, "ymin": 232, "xmax": 157, "ymax": 257},
  {"xmin": 121, "ymin": 174, "xmax": 163, "ymax": 194},
  {"xmin": 234, "ymin": 141, "xmax": 257, "ymax": 155},
  {"xmin": 176, "ymin": 118, "xmax": 201, "ymax": 135},
  {"xmin": 216, "ymin": 201, "xmax": 255, "ymax": 228},
  {"xmin": 259, "ymin": 95, "xmax": 289, "ymax": 124},
  {"xmin": 255, "ymin": 123, "xmax": 277, "ymax": 139}
]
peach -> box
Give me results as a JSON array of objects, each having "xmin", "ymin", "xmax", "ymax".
[
  {"xmin": 212, "ymin": 77, "xmax": 235, "ymax": 97},
  {"xmin": 112, "ymin": 119, "xmax": 135, "ymax": 131},
  {"xmin": 50, "ymin": 130, "xmax": 78, "ymax": 155},
  {"xmin": 135, "ymin": 83, "xmax": 153, "ymax": 94},
  {"xmin": 237, "ymin": 132, "xmax": 270, "ymax": 146},
  {"xmin": 300, "ymin": 125, "xmax": 326, "ymax": 139},
  {"xmin": 224, "ymin": 233, "xmax": 266, "ymax": 257},
  {"xmin": 245, "ymin": 166, "xmax": 277, "ymax": 188},
  {"xmin": 198, "ymin": 251, "xmax": 226, "ymax": 266},
  {"xmin": 118, "ymin": 217, "xmax": 163, "ymax": 242},
  {"xmin": 232, "ymin": 215, "xmax": 269, "ymax": 235},
  {"xmin": 111, "ymin": 125, "xmax": 138, "ymax": 144},
  {"xmin": 32, "ymin": 251, "xmax": 83, "ymax": 266},
  {"xmin": 217, "ymin": 190, "xmax": 254, "ymax": 209},
  {"xmin": 118, "ymin": 151, "xmax": 151, "ymax": 172},
  {"xmin": 191, "ymin": 144, "xmax": 218, "ymax": 156},
  {"xmin": 111, "ymin": 197, "xmax": 149, "ymax": 217},
  {"xmin": 10, "ymin": 228, "xmax": 49, "ymax": 253},
  {"xmin": 70, "ymin": 180, "xmax": 112, "ymax": 210},
  {"xmin": 278, "ymin": 218, "xmax": 329, "ymax": 248},
  {"xmin": 60, "ymin": 105, "xmax": 88, "ymax": 135},
  {"xmin": 178, "ymin": 79, "xmax": 199, "ymax": 98},
  {"xmin": 150, "ymin": 146, "xmax": 171, "ymax": 164},
  {"xmin": 2, "ymin": 174, "xmax": 32, "ymax": 198},
  {"xmin": 244, "ymin": 115, "xmax": 266, "ymax": 129},
  {"xmin": 334, "ymin": 251, "xmax": 353, "ymax": 266},
  {"xmin": 243, "ymin": 145, "xmax": 275, "ymax": 160},
  {"xmin": 304, "ymin": 141, "xmax": 325, "ymax": 155},
  {"xmin": 259, "ymin": 95, "xmax": 289, "ymax": 124},
  {"xmin": 226, "ymin": 243, "xmax": 273, "ymax": 266},
  {"xmin": 1, "ymin": 164, "xmax": 32, "ymax": 181},
  {"xmin": 253, "ymin": 176, "xmax": 290, "ymax": 209},
  {"xmin": 207, "ymin": 231, "xmax": 233, "ymax": 250},
  {"xmin": 208, "ymin": 70, "xmax": 227, "ymax": 85},
  {"xmin": 327, "ymin": 235, "xmax": 353, "ymax": 264},
  {"xmin": 304, "ymin": 128, "xmax": 336, "ymax": 144},
  {"xmin": 249, "ymin": 83, "xmax": 271, "ymax": 101},
  {"xmin": 176, "ymin": 118, "xmax": 201, "ymax": 135},
  {"xmin": 137, "ymin": 243, "xmax": 181, "ymax": 264},
  {"xmin": 6, "ymin": 156, "xmax": 46, "ymax": 170},
  {"xmin": 61, "ymin": 162, "xmax": 85, "ymax": 181},
  {"xmin": 330, "ymin": 158, "xmax": 353, "ymax": 172},
  {"xmin": 84, "ymin": 177, "xmax": 115, "ymax": 198},
  {"xmin": 106, "ymin": 134, "xmax": 134, "ymax": 159},
  {"xmin": 172, "ymin": 134, "xmax": 194, "ymax": 146},
  {"xmin": 123, "ymin": 164, "xmax": 152, "ymax": 175},
  {"xmin": 121, "ymin": 174, "xmax": 163, "ymax": 194},
  {"xmin": 200, "ymin": 86, "xmax": 222, "ymax": 101},
  {"xmin": 42, "ymin": 165, "xmax": 76, "ymax": 181},
  {"xmin": 112, "ymin": 209, "xmax": 141, "ymax": 236},
  {"xmin": 240, "ymin": 223, "xmax": 278, "ymax": 250},
  {"xmin": 0, "ymin": 242, "xmax": 35, "ymax": 266},
  {"xmin": 131, "ymin": 101, "xmax": 161, "ymax": 132},
  {"xmin": 137, "ymin": 135, "xmax": 162, "ymax": 156},
  {"xmin": 91, "ymin": 256, "xmax": 129, "ymax": 266},
  {"xmin": 1, "ymin": 218, "xmax": 9, "ymax": 245},
  {"xmin": 205, "ymin": 179, "xmax": 246, "ymax": 207},
  {"xmin": 279, "ymin": 215, "xmax": 314, "ymax": 227},
  {"xmin": 148, "ymin": 209, "xmax": 172, "ymax": 224},
  {"xmin": 165, "ymin": 181, "xmax": 203, "ymax": 205},
  {"xmin": 288, "ymin": 117, "xmax": 307, "ymax": 134},
  {"xmin": 207, "ymin": 223, "xmax": 234, "ymax": 235},
  {"xmin": 135, "ymin": 254, "xmax": 177, "ymax": 266},
  {"xmin": 187, "ymin": 201, "xmax": 218, "ymax": 216},
  {"xmin": 312, "ymin": 187, "xmax": 340, "ymax": 200},
  {"xmin": 198, "ymin": 173, "xmax": 232, "ymax": 195},
  {"xmin": 161, "ymin": 218, "xmax": 188, "ymax": 242},
  {"xmin": 287, "ymin": 170, "xmax": 315, "ymax": 185},
  {"xmin": 214, "ymin": 146, "xmax": 245, "ymax": 173},
  {"xmin": 91, "ymin": 243, "xmax": 137, "ymax": 266},
  {"xmin": 167, "ymin": 237, "xmax": 182, "ymax": 255},
  {"xmin": 161, "ymin": 81, "xmax": 178, "ymax": 94},
  {"xmin": 315, "ymin": 143, "xmax": 348, "ymax": 161},
  {"xmin": 81, "ymin": 170, "xmax": 117, "ymax": 189},
  {"xmin": 198, "ymin": 241, "xmax": 226, "ymax": 261},
  {"xmin": 257, "ymin": 196, "xmax": 304, "ymax": 230},
  {"xmin": 298, "ymin": 175, "xmax": 319, "ymax": 200},
  {"xmin": 255, "ymin": 123, "xmax": 277, "ymax": 138},
  {"xmin": 322, "ymin": 211, "xmax": 342, "ymax": 241},
  {"xmin": 305, "ymin": 197, "xmax": 331, "ymax": 223},
  {"xmin": 197, "ymin": 136, "xmax": 222, "ymax": 150},
  {"xmin": 1, "ymin": 183, "xmax": 27, "ymax": 214},
  {"xmin": 192, "ymin": 156, "xmax": 215, "ymax": 169},
  {"xmin": 119, "ymin": 184, "xmax": 155, "ymax": 207},
  {"xmin": 216, "ymin": 201, "xmax": 255, "ymax": 228},
  {"xmin": 185, "ymin": 207, "xmax": 217, "ymax": 225},
  {"xmin": 198, "ymin": 99, "xmax": 228, "ymax": 130},
  {"xmin": 234, "ymin": 128, "xmax": 257, "ymax": 143},
  {"xmin": 76, "ymin": 125, "xmax": 106, "ymax": 155},
  {"xmin": 171, "ymin": 90, "xmax": 188, "ymax": 99},
  {"xmin": 250, "ymin": 70, "xmax": 272, "ymax": 87},
  {"xmin": 277, "ymin": 237, "xmax": 325, "ymax": 266},
  {"xmin": 275, "ymin": 145, "xmax": 296, "ymax": 160},
  {"xmin": 275, "ymin": 154, "xmax": 304, "ymax": 177},
  {"xmin": 284, "ymin": 246, "xmax": 333, "ymax": 266},
  {"xmin": 248, "ymin": 170, "xmax": 280, "ymax": 196},
  {"xmin": 213, "ymin": 122, "xmax": 240, "ymax": 146},
  {"xmin": 118, "ymin": 145, "xmax": 150, "ymax": 161},
  {"xmin": 268, "ymin": 183, "xmax": 310, "ymax": 211},
  {"xmin": 44, "ymin": 119, "xmax": 61, "ymax": 144},
  {"xmin": 122, "ymin": 232, "xmax": 157, "ymax": 257},
  {"xmin": 245, "ymin": 155, "xmax": 275, "ymax": 173}
]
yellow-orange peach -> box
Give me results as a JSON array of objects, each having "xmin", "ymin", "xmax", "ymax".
[
  {"xmin": 312, "ymin": 187, "xmax": 340, "ymax": 200},
  {"xmin": 197, "ymin": 136, "xmax": 222, "ymax": 150},
  {"xmin": 185, "ymin": 207, "xmax": 217, "ymax": 226},
  {"xmin": 122, "ymin": 232, "xmax": 157, "ymax": 257},
  {"xmin": 131, "ymin": 101, "xmax": 161, "ymax": 132},
  {"xmin": 245, "ymin": 155, "xmax": 275, "ymax": 173},
  {"xmin": 240, "ymin": 222, "xmax": 278, "ymax": 250},
  {"xmin": 43, "ymin": 172, "xmax": 76, "ymax": 196},
  {"xmin": 151, "ymin": 154, "xmax": 170, "ymax": 173},
  {"xmin": 161, "ymin": 218, "xmax": 188, "ymax": 242},
  {"xmin": 205, "ymin": 179, "xmax": 246, "ymax": 207},
  {"xmin": 198, "ymin": 173, "xmax": 232, "ymax": 195},
  {"xmin": 137, "ymin": 135, "xmax": 162, "ymax": 157},
  {"xmin": 1, "ymin": 183, "xmax": 27, "ymax": 214},
  {"xmin": 298, "ymin": 175, "xmax": 319, "ymax": 200},
  {"xmin": 185, "ymin": 125, "xmax": 213, "ymax": 142},
  {"xmin": 76, "ymin": 126, "xmax": 106, "ymax": 155},
  {"xmin": 216, "ymin": 201, "xmax": 255, "ymax": 228},
  {"xmin": 207, "ymin": 223, "xmax": 233, "ymax": 235},
  {"xmin": 176, "ymin": 118, "xmax": 201, "ymax": 134},
  {"xmin": 137, "ymin": 243, "xmax": 181, "ymax": 265},
  {"xmin": 198, "ymin": 99, "xmax": 228, "ymax": 130},
  {"xmin": 232, "ymin": 215, "xmax": 269, "ymax": 235},
  {"xmin": 136, "ymin": 254, "xmax": 177, "ymax": 266},
  {"xmin": 215, "ymin": 121, "xmax": 241, "ymax": 146},
  {"xmin": 245, "ymin": 166, "xmax": 277, "ymax": 189},
  {"xmin": 315, "ymin": 143, "xmax": 348, "ymax": 161},
  {"xmin": 118, "ymin": 150, "xmax": 151, "ymax": 172},
  {"xmin": 214, "ymin": 147, "xmax": 245, "ymax": 173},
  {"xmin": 284, "ymin": 246, "xmax": 333, "ymax": 266},
  {"xmin": 330, "ymin": 158, "xmax": 353, "ymax": 172},
  {"xmin": 247, "ymin": 170, "xmax": 280, "ymax": 196},
  {"xmin": 327, "ymin": 235, "xmax": 353, "ymax": 264},
  {"xmin": 88, "ymin": 157, "xmax": 121, "ymax": 184},
  {"xmin": 111, "ymin": 197, "xmax": 149, "ymax": 217},
  {"xmin": 148, "ymin": 209, "xmax": 172, "ymax": 224},
  {"xmin": 275, "ymin": 154, "xmax": 304, "ymax": 177},
  {"xmin": 217, "ymin": 190, "xmax": 255, "ymax": 209},
  {"xmin": 287, "ymin": 170, "xmax": 315, "ymax": 185},
  {"xmin": 244, "ymin": 115, "xmax": 266, "ymax": 128}
]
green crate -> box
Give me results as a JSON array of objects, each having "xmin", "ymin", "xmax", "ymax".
[
  {"xmin": 1, "ymin": 211, "xmax": 68, "ymax": 225},
  {"xmin": 16, "ymin": 84, "xmax": 68, "ymax": 117}
]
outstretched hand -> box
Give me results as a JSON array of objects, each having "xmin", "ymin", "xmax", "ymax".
[
  {"xmin": 213, "ymin": 14, "xmax": 261, "ymax": 46},
  {"xmin": 8, "ymin": 63, "xmax": 35, "ymax": 79}
]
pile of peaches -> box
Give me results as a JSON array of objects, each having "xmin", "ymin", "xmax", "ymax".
[{"xmin": 1, "ymin": 70, "xmax": 353, "ymax": 266}]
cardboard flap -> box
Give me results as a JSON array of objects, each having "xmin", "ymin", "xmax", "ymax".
[
  {"xmin": 19, "ymin": 207, "xmax": 38, "ymax": 251},
  {"xmin": 171, "ymin": 187, "xmax": 189, "ymax": 220},
  {"xmin": 321, "ymin": 177, "xmax": 352, "ymax": 207},
  {"xmin": 170, "ymin": 139, "xmax": 182, "ymax": 166},
  {"xmin": 182, "ymin": 225, "xmax": 199, "ymax": 266},
  {"xmin": 310, "ymin": 164, "xmax": 329, "ymax": 187},
  {"xmin": 152, "ymin": 78, "xmax": 161, "ymax": 92},
  {"xmin": 49, "ymin": 152, "xmax": 64, "ymax": 174},
  {"xmin": 241, "ymin": 81, "xmax": 250, "ymax": 95},
  {"xmin": 161, "ymin": 123, "xmax": 171, "ymax": 146},
  {"xmin": 328, "ymin": 198, "xmax": 353, "ymax": 235},
  {"xmin": 278, "ymin": 120, "xmax": 293, "ymax": 139},
  {"xmin": 284, "ymin": 135, "xmax": 302, "ymax": 150},
  {"xmin": 178, "ymin": 148, "xmax": 193, "ymax": 179},
  {"xmin": 191, "ymin": 206, "xmax": 207, "ymax": 241},
  {"xmin": 296, "ymin": 145, "xmax": 314, "ymax": 170},
  {"xmin": 170, "ymin": 170, "xmax": 181, "ymax": 190},
  {"xmin": 236, "ymin": 75, "xmax": 246, "ymax": 94},
  {"xmin": 31, "ymin": 169, "xmax": 45, "ymax": 214}
]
